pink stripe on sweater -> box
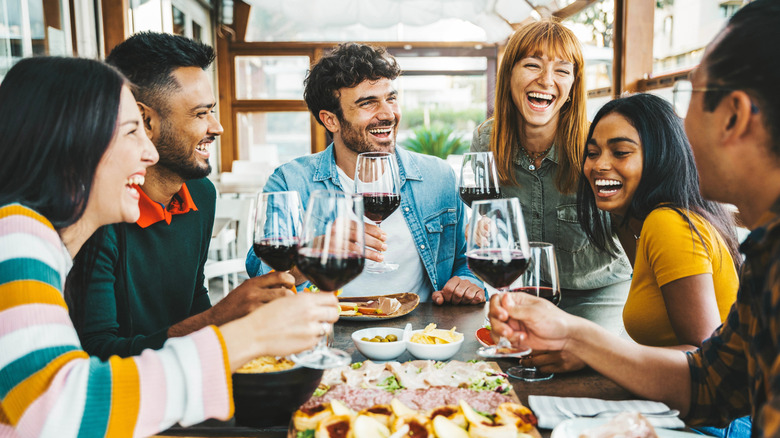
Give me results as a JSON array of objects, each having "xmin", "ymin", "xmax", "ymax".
[
  {"xmin": 0, "ymin": 215, "xmax": 61, "ymax": 249},
  {"xmin": 15, "ymin": 359, "xmax": 84, "ymax": 437},
  {"xmin": 133, "ymin": 349, "xmax": 167, "ymax": 438},
  {"xmin": 191, "ymin": 328, "xmax": 231, "ymax": 419},
  {"xmin": 0, "ymin": 304, "xmax": 72, "ymax": 338}
]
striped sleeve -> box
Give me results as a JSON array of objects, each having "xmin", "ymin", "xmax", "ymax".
[{"xmin": 0, "ymin": 204, "xmax": 233, "ymax": 438}]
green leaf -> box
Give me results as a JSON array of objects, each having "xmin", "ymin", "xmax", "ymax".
[{"xmin": 400, "ymin": 125, "xmax": 469, "ymax": 159}]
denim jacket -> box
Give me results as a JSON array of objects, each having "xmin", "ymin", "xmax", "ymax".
[
  {"xmin": 472, "ymin": 120, "xmax": 631, "ymax": 290},
  {"xmin": 245, "ymin": 144, "xmax": 482, "ymax": 299}
]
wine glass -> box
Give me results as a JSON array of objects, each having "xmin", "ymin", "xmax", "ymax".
[
  {"xmin": 354, "ymin": 151, "xmax": 401, "ymax": 274},
  {"xmin": 252, "ymin": 191, "xmax": 303, "ymax": 272},
  {"xmin": 506, "ymin": 242, "xmax": 561, "ymax": 381},
  {"xmin": 468, "ymin": 197, "xmax": 532, "ymax": 358},
  {"xmin": 291, "ymin": 190, "xmax": 365, "ymax": 369},
  {"xmin": 459, "ymin": 151, "xmax": 501, "ymax": 207}
]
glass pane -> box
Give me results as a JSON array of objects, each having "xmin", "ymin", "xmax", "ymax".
[
  {"xmin": 192, "ymin": 20, "xmax": 202, "ymax": 41},
  {"xmin": 396, "ymin": 56, "xmax": 486, "ymax": 72},
  {"xmin": 652, "ymin": 1, "xmax": 748, "ymax": 75},
  {"xmin": 235, "ymin": 56, "xmax": 309, "ymax": 100},
  {"xmin": 396, "ymin": 74, "xmax": 487, "ymax": 150},
  {"xmin": 237, "ymin": 111, "xmax": 312, "ymax": 165},
  {"xmin": 0, "ymin": 0, "xmax": 22, "ymax": 80},
  {"xmin": 172, "ymin": 5, "xmax": 185, "ymax": 36}
]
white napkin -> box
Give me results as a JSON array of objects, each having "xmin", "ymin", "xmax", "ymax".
[{"xmin": 529, "ymin": 395, "xmax": 686, "ymax": 430}]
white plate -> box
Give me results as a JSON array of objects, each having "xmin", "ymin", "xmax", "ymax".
[{"xmin": 551, "ymin": 418, "xmax": 699, "ymax": 438}]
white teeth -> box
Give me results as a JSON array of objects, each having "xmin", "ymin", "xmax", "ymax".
[
  {"xmin": 528, "ymin": 92, "xmax": 554, "ymax": 101},
  {"xmin": 126, "ymin": 175, "xmax": 145, "ymax": 186},
  {"xmin": 196, "ymin": 144, "xmax": 209, "ymax": 151},
  {"xmin": 595, "ymin": 179, "xmax": 621, "ymax": 187},
  {"xmin": 368, "ymin": 127, "xmax": 392, "ymax": 134}
]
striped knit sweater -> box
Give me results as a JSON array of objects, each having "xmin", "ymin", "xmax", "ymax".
[{"xmin": 0, "ymin": 204, "xmax": 233, "ymax": 437}]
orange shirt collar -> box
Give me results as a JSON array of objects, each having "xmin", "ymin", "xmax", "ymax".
[{"xmin": 136, "ymin": 183, "xmax": 198, "ymax": 228}]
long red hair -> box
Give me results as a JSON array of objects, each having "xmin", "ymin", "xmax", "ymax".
[{"xmin": 489, "ymin": 19, "xmax": 587, "ymax": 194}]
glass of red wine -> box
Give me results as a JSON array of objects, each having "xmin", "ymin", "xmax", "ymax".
[
  {"xmin": 354, "ymin": 151, "xmax": 401, "ymax": 274},
  {"xmin": 467, "ymin": 197, "xmax": 532, "ymax": 358},
  {"xmin": 459, "ymin": 151, "xmax": 501, "ymax": 207},
  {"xmin": 291, "ymin": 190, "xmax": 365, "ymax": 369},
  {"xmin": 252, "ymin": 191, "xmax": 303, "ymax": 272},
  {"xmin": 506, "ymin": 242, "xmax": 561, "ymax": 381}
]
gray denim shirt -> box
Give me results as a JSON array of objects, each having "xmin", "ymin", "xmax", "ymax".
[{"xmin": 471, "ymin": 119, "xmax": 631, "ymax": 290}]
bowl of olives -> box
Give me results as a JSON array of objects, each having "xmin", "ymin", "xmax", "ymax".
[{"xmin": 351, "ymin": 327, "xmax": 407, "ymax": 361}]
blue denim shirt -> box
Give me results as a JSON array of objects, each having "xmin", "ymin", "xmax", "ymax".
[
  {"xmin": 245, "ymin": 144, "xmax": 483, "ymax": 301},
  {"xmin": 472, "ymin": 120, "xmax": 632, "ymax": 290}
]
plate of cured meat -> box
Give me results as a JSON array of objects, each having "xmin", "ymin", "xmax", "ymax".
[
  {"xmin": 287, "ymin": 360, "xmax": 541, "ymax": 438},
  {"xmin": 338, "ymin": 293, "xmax": 420, "ymax": 321}
]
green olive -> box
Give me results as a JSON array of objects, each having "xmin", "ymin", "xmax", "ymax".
[
  {"xmin": 385, "ymin": 334, "xmax": 398, "ymax": 342},
  {"xmin": 362, "ymin": 337, "xmax": 370, "ymax": 342}
]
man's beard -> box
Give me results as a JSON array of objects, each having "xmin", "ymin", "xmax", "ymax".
[
  {"xmin": 338, "ymin": 116, "xmax": 395, "ymax": 155},
  {"xmin": 156, "ymin": 120, "xmax": 212, "ymax": 180}
]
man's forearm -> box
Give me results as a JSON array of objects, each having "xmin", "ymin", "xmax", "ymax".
[
  {"xmin": 168, "ymin": 309, "xmax": 218, "ymax": 338},
  {"xmin": 568, "ymin": 321, "xmax": 692, "ymax": 414}
]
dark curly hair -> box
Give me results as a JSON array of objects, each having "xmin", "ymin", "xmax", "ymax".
[
  {"xmin": 577, "ymin": 93, "xmax": 741, "ymax": 271},
  {"xmin": 304, "ymin": 43, "xmax": 401, "ymax": 126},
  {"xmin": 106, "ymin": 31, "xmax": 215, "ymax": 117}
]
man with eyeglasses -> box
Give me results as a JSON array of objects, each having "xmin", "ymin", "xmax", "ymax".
[{"xmin": 489, "ymin": 1, "xmax": 780, "ymax": 435}]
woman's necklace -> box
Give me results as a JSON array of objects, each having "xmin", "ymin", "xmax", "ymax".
[{"xmin": 520, "ymin": 145, "xmax": 553, "ymax": 171}]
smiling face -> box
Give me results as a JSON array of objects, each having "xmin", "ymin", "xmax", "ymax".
[
  {"xmin": 583, "ymin": 112, "xmax": 644, "ymax": 218},
  {"xmin": 332, "ymin": 78, "xmax": 400, "ymax": 155},
  {"xmin": 510, "ymin": 54, "xmax": 574, "ymax": 130},
  {"xmin": 154, "ymin": 66, "xmax": 223, "ymax": 180},
  {"xmin": 90, "ymin": 86, "xmax": 159, "ymax": 225}
]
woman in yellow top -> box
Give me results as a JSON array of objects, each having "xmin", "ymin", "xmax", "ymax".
[{"xmin": 578, "ymin": 93, "xmax": 741, "ymax": 350}]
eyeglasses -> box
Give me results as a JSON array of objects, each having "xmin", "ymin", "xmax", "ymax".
[{"xmin": 672, "ymin": 80, "xmax": 759, "ymax": 117}]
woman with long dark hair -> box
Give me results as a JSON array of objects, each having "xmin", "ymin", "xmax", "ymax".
[
  {"xmin": 578, "ymin": 93, "xmax": 740, "ymax": 349},
  {"xmin": 0, "ymin": 57, "xmax": 337, "ymax": 437}
]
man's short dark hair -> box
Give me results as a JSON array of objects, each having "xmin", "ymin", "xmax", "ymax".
[
  {"xmin": 304, "ymin": 43, "xmax": 401, "ymax": 126},
  {"xmin": 703, "ymin": 0, "xmax": 780, "ymax": 154},
  {"xmin": 106, "ymin": 31, "xmax": 215, "ymax": 116}
]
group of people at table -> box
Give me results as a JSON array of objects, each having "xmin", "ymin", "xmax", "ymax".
[{"xmin": 1, "ymin": 0, "xmax": 778, "ymax": 436}]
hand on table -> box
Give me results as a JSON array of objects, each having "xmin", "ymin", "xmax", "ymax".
[{"xmin": 433, "ymin": 277, "xmax": 485, "ymax": 305}]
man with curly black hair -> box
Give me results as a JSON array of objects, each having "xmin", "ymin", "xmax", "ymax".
[{"xmin": 247, "ymin": 43, "xmax": 485, "ymax": 305}]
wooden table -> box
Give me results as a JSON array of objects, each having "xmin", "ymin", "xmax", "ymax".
[{"xmin": 158, "ymin": 302, "xmax": 633, "ymax": 437}]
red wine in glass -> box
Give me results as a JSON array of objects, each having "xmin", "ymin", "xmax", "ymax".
[
  {"xmin": 459, "ymin": 187, "xmax": 501, "ymax": 207},
  {"xmin": 296, "ymin": 247, "xmax": 365, "ymax": 291},
  {"xmin": 253, "ymin": 237, "xmax": 298, "ymax": 271},
  {"xmin": 361, "ymin": 192, "xmax": 401, "ymax": 224},
  {"xmin": 510, "ymin": 286, "xmax": 561, "ymax": 306},
  {"xmin": 467, "ymin": 249, "xmax": 529, "ymax": 289}
]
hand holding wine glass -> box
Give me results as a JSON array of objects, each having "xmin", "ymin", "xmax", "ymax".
[
  {"xmin": 354, "ymin": 152, "xmax": 401, "ymax": 273},
  {"xmin": 291, "ymin": 190, "xmax": 365, "ymax": 369},
  {"xmin": 467, "ymin": 197, "xmax": 532, "ymax": 358},
  {"xmin": 459, "ymin": 151, "xmax": 501, "ymax": 207},
  {"xmin": 506, "ymin": 242, "xmax": 561, "ymax": 381},
  {"xmin": 252, "ymin": 191, "xmax": 303, "ymax": 273}
]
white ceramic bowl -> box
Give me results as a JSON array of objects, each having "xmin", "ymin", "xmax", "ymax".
[
  {"xmin": 405, "ymin": 329, "xmax": 464, "ymax": 361},
  {"xmin": 352, "ymin": 328, "xmax": 407, "ymax": 361}
]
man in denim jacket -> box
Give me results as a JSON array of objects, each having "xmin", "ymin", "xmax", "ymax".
[{"xmin": 246, "ymin": 43, "xmax": 484, "ymax": 305}]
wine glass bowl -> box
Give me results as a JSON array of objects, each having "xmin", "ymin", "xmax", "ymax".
[
  {"xmin": 354, "ymin": 151, "xmax": 401, "ymax": 273},
  {"xmin": 291, "ymin": 190, "xmax": 366, "ymax": 369},
  {"xmin": 506, "ymin": 241, "xmax": 561, "ymax": 381},
  {"xmin": 252, "ymin": 191, "xmax": 303, "ymax": 272},
  {"xmin": 467, "ymin": 198, "xmax": 532, "ymax": 358},
  {"xmin": 459, "ymin": 151, "xmax": 501, "ymax": 207}
]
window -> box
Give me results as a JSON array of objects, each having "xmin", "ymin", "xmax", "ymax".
[
  {"xmin": 172, "ymin": 5, "xmax": 185, "ymax": 36},
  {"xmin": 234, "ymin": 55, "xmax": 309, "ymax": 100},
  {"xmin": 237, "ymin": 111, "xmax": 312, "ymax": 165},
  {"xmin": 0, "ymin": 0, "xmax": 71, "ymax": 81}
]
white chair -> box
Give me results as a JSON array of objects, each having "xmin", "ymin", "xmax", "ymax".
[
  {"xmin": 209, "ymin": 196, "xmax": 256, "ymax": 262},
  {"xmin": 204, "ymin": 258, "xmax": 248, "ymax": 303}
]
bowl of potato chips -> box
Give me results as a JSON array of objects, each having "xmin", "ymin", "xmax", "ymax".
[
  {"xmin": 232, "ymin": 356, "xmax": 323, "ymax": 427},
  {"xmin": 406, "ymin": 323, "xmax": 464, "ymax": 361}
]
